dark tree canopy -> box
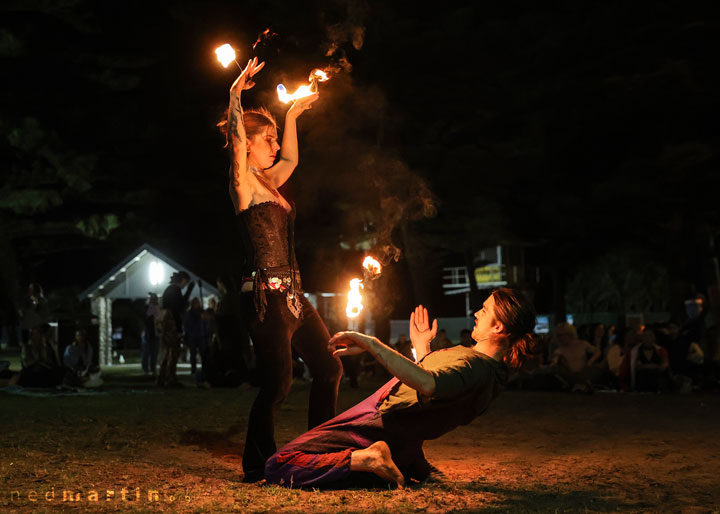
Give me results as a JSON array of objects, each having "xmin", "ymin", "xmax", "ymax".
[{"xmin": 1, "ymin": 1, "xmax": 718, "ymax": 321}]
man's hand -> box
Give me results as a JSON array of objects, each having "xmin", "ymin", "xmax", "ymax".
[
  {"xmin": 328, "ymin": 331, "xmax": 376, "ymax": 357},
  {"xmin": 410, "ymin": 305, "xmax": 437, "ymax": 361}
]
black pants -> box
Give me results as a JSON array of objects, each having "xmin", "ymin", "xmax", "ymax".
[{"xmin": 241, "ymin": 293, "xmax": 343, "ymax": 479}]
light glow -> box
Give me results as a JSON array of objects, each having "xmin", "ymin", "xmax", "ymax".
[
  {"xmin": 345, "ymin": 278, "xmax": 364, "ymax": 318},
  {"xmin": 149, "ymin": 260, "xmax": 164, "ymax": 286},
  {"xmin": 215, "ymin": 44, "xmax": 236, "ymax": 68}
]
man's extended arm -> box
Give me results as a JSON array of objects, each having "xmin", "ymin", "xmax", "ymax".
[{"xmin": 329, "ymin": 332, "xmax": 436, "ymax": 396}]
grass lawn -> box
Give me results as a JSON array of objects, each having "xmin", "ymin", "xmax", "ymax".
[{"xmin": 1, "ymin": 362, "xmax": 719, "ymax": 513}]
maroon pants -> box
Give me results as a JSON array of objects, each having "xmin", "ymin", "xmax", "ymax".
[{"xmin": 265, "ymin": 378, "xmax": 431, "ymax": 488}]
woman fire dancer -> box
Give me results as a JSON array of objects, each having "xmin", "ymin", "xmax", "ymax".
[
  {"xmin": 264, "ymin": 288, "xmax": 536, "ymax": 487},
  {"xmin": 220, "ymin": 57, "xmax": 342, "ymax": 482}
]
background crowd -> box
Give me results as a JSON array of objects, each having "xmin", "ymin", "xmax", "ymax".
[{"xmin": 1, "ymin": 278, "xmax": 718, "ymax": 395}]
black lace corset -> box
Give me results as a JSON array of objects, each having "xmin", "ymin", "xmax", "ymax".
[{"xmin": 237, "ymin": 201, "xmax": 299, "ymax": 269}]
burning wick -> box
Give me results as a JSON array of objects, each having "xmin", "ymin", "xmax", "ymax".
[
  {"xmin": 277, "ymin": 68, "xmax": 329, "ymax": 103},
  {"xmin": 362, "ymin": 256, "xmax": 382, "ymax": 280},
  {"xmin": 215, "ymin": 44, "xmax": 240, "ymax": 69},
  {"xmin": 309, "ymin": 69, "xmax": 329, "ymax": 93},
  {"xmin": 346, "ymin": 278, "xmax": 364, "ymax": 319}
]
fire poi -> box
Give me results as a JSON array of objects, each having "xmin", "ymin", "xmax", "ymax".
[
  {"xmin": 345, "ymin": 278, "xmax": 364, "ymax": 318},
  {"xmin": 362, "ymin": 255, "xmax": 382, "ymax": 279},
  {"xmin": 214, "ymin": 44, "xmax": 240, "ymax": 69},
  {"xmin": 345, "ymin": 256, "xmax": 383, "ymax": 321},
  {"xmin": 277, "ymin": 69, "xmax": 329, "ymax": 103}
]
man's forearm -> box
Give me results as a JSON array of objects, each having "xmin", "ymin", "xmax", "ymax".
[{"xmin": 365, "ymin": 337, "xmax": 436, "ymax": 396}]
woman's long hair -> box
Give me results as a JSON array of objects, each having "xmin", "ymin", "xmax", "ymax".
[
  {"xmin": 491, "ymin": 288, "xmax": 537, "ymax": 369},
  {"xmin": 217, "ymin": 107, "xmax": 277, "ymax": 150}
]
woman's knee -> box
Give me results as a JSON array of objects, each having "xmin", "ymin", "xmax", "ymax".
[
  {"xmin": 259, "ymin": 375, "xmax": 293, "ymax": 406},
  {"xmin": 312, "ymin": 356, "xmax": 343, "ymax": 385}
]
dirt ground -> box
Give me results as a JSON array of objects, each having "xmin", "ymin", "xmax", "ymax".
[{"xmin": 1, "ymin": 369, "xmax": 718, "ymax": 513}]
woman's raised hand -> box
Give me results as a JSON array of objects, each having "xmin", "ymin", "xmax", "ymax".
[
  {"xmin": 230, "ymin": 57, "xmax": 265, "ymax": 93},
  {"xmin": 287, "ymin": 91, "xmax": 319, "ymax": 119}
]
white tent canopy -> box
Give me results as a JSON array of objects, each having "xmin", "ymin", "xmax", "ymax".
[{"xmin": 78, "ymin": 243, "xmax": 218, "ymax": 366}]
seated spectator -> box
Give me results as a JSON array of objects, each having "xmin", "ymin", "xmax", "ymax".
[
  {"xmin": 429, "ymin": 329, "xmax": 453, "ymax": 352},
  {"xmin": 604, "ymin": 332, "xmax": 624, "ymax": 389},
  {"xmin": 459, "ymin": 329, "xmax": 473, "ymax": 348},
  {"xmin": 506, "ymin": 335, "xmax": 559, "ymax": 390},
  {"xmin": 550, "ymin": 322, "xmax": 601, "ymax": 392},
  {"xmin": 393, "ymin": 334, "xmax": 414, "ymax": 361},
  {"xmin": 623, "ymin": 318, "xmax": 644, "ymax": 354},
  {"xmin": 590, "ymin": 323, "xmax": 608, "ymax": 356},
  {"xmin": 18, "ymin": 326, "xmax": 64, "ymax": 388},
  {"xmin": 0, "ymin": 360, "xmax": 20, "ymax": 386},
  {"xmin": 63, "ymin": 329, "xmax": 102, "ymax": 388},
  {"xmin": 623, "ymin": 329, "xmax": 672, "ymax": 392},
  {"xmin": 663, "ymin": 320, "xmax": 704, "ymax": 386}
]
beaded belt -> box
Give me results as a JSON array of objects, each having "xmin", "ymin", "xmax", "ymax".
[{"xmin": 244, "ymin": 266, "xmax": 302, "ymax": 321}]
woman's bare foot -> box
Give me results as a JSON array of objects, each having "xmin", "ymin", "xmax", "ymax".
[{"xmin": 350, "ymin": 441, "xmax": 405, "ymax": 487}]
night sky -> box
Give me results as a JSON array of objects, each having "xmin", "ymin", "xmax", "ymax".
[{"xmin": 1, "ymin": 1, "xmax": 719, "ymax": 322}]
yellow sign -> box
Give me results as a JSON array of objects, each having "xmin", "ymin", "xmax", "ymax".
[{"xmin": 475, "ymin": 265, "xmax": 502, "ymax": 284}]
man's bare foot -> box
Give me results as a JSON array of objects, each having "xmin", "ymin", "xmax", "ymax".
[{"xmin": 350, "ymin": 441, "xmax": 405, "ymax": 487}]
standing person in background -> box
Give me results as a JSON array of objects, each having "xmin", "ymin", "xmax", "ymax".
[
  {"xmin": 183, "ymin": 297, "xmax": 207, "ymax": 377},
  {"xmin": 142, "ymin": 293, "xmax": 160, "ymax": 377},
  {"xmin": 214, "ymin": 276, "xmax": 252, "ymax": 384},
  {"xmin": 157, "ymin": 271, "xmax": 194, "ymax": 387},
  {"xmin": 20, "ymin": 283, "xmax": 49, "ymax": 345}
]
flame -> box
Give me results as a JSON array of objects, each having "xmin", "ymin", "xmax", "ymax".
[
  {"xmin": 253, "ymin": 28, "xmax": 278, "ymax": 50},
  {"xmin": 277, "ymin": 68, "xmax": 329, "ymax": 103},
  {"xmin": 362, "ymin": 256, "xmax": 382, "ymax": 277},
  {"xmin": 411, "ymin": 348, "xmax": 417, "ymax": 361},
  {"xmin": 310, "ymin": 69, "xmax": 329, "ymax": 82},
  {"xmin": 276, "ymin": 84, "xmax": 315, "ymax": 103},
  {"xmin": 346, "ymin": 278, "xmax": 364, "ymax": 318},
  {"xmin": 215, "ymin": 44, "xmax": 236, "ymax": 68}
]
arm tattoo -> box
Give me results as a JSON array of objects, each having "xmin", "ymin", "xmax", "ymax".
[
  {"xmin": 231, "ymin": 165, "xmax": 241, "ymax": 188},
  {"xmin": 228, "ymin": 100, "xmax": 245, "ymax": 145}
]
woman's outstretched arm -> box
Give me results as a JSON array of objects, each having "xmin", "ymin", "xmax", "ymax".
[
  {"xmin": 227, "ymin": 58, "xmax": 264, "ymax": 213},
  {"xmin": 265, "ymin": 93, "xmax": 318, "ymax": 189}
]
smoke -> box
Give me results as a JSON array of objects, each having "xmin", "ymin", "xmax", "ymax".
[
  {"xmin": 282, "ymin": 1, "xmax": 438, "ymax": 269},
  {"xmin": 322, "ymin": 0, "xmax": 369, "ymax": 72},
  {"xmin": 365, "ymin": 156, "xmax": 437, "ymax": 264}
]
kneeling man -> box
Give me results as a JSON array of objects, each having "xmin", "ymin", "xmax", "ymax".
[{"xmin": 264, "ymin": 288, "xmax": 536, "ymax": 487}]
